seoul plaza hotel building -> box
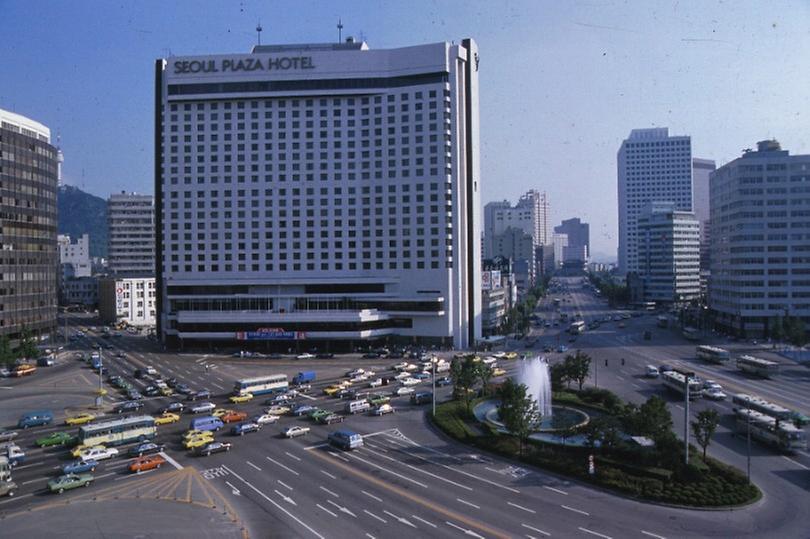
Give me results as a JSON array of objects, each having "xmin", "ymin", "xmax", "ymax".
[{"xmin": 155, "ymin": 39, "xmax": 482, "ymax": 350}]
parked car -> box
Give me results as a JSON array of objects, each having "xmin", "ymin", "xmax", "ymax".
[
  {"xmin": 0, "ymin": 430, "xmax": 18, "ymax": 443},
  {"xmin": 282, "ymin": 426, "xmax": 310, "ymax": 438},
  {"xmin": 48, "ymin": 473, "xmax": 94, "ymax": 494},
  {"xmin": 296, "ymin": 353, "xmax": 315, "ymax": 360}
]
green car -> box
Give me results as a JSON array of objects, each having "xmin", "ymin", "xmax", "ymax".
[
  {"xmin": 368, "ymin": 394, "xmax": 391, "ymax": 407},
  {"xmin": 36, "ymin": 431, "xmax": 78, "ymax": 448},
  {"xmin": 48, "ymin": 473, "xmax": 93, "ymax": 494},
  {"xmin": 308, "ymin": 409, "xmax": 330, "ymax": 422}
]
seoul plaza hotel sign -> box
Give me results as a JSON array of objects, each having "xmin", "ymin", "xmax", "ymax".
[{"xmin": 173, "ymin": 56, "xmax": 316, "ymax": 74}]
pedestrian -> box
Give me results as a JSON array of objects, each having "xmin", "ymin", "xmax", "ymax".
[
  {"xmin": 621, "ymin": 357, "xmax": 625, "ymax": 366},
  {"xmin": 205, "ymin": 363, "xmax": 209, "ymax": 373},
  {"xmin": 605, "ymin": 359, "xmax": 608, "ymax": 367}
]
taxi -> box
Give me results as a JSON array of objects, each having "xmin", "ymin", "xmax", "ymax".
[
  {"xmin": 504, "ymin": 352, "xmax": 518, "ymax": 360},
  {"xmin": 229, "ymin": 393, "xmax": 254, "ymax": 404},
  {"xmin": 129, "ymin": 455, "xmax": 166, "ymax": 473},
  {"xmin": 212, "ymin": 408, "xmax": 231, "ymax": 418},
  {"xmin": 71, "ymin": 443, "xmax": 104, "ymax": 458},
  {"xmin": 323, "ymin": 385, "xmax": 342, "ymax": 396},
  {"xmin": 220, "ymin": 410, "xmax": 248, "ymax": 423},
  {"xmin": 184, "ymin": 434, "xmax": 214, "ymax": 450},
  {"xmin": 491, "ymin": 367, "xmax": 507, "ymax": 377},
  {"xmin": 154, "ymin": 412, "xmax": 180, "ymax": 425},
  {"xmin": 65, "ymin": 412, "xmax": 96, "ymax": 426}
]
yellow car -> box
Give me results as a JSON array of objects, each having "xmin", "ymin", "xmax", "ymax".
[
  {"xmin": 155, "ymin": 412, "xmax": 180, "ymax": 425},
  {"xmin": 491, "ymin": 368, "xmax": 507, "ymax": 377},
  {"xmin": 323, "ymin": 385, "xmax": 342, "ymax": 396},
  {"xmin": 212, "ymin": 408, "xmax": 232, "ymax": 418},
  {"xmin": 504, "ymin": 352, "xmax": 518, "ymax": 360},
  {"xmin": 229, "ymin": 393, "xmax": 254, "ymax": 404},
  {"xmin": 160, "ymin": 387, "xmax": 173, "ymax": 397},
  {"xmin": 183, "ymin": 429, "xmax": 213, "ymax": 441},
  {"xmin": 184, "ymin": 435, "xmax": 214, "ymax": 450},
  {"xmin": 65, "ymin": 413, "xmax": 96, "ymax": 426},
  {"xmin": 71, "ymin": 444, "xmax": 104, "ymax": 458}
]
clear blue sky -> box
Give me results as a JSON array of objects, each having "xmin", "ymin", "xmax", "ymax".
[{"xmin": 2, "ymin": 0, "xmax": 809, "ymax": 260}]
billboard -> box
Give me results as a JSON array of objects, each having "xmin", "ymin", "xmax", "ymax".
[
  {"xmin": 235, "ymin": 327, "xmax": 306, "ymax": 341},
  {"xmin": 482, "ymin": 270, "xmax": 502, "ymax": 291}
]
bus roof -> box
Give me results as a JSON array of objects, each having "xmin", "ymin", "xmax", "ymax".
[
  {"xmin": 79, "ymin": 415, "xmax": 154, "ymax": 433},
  {"xmin": 732, "ymin": 393, "xmax": 791, "ymax": 415},
  {"xmin": 737, "ymin": 355, "xmax": 779, "ymax": 366},
  {"xmin": 697, "ymin": 345, "xmax": 728, "ymax": 353},
  {"xmin": 235, "ymin": 374, "xmax": 287, "ymax": 384}
]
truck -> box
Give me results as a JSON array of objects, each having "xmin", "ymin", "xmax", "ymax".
[{"xmin": 292, "ymin": 371, "xmax": 316, "ymax": 386}]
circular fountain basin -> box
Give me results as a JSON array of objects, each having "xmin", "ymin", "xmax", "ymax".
[{"xmin": 474, "ymin": 399, "xmax": 593, "ymax": 446}]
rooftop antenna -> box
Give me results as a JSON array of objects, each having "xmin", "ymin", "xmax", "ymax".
[
  {"xmin": 256, "ymin": 21, "xmax": 263, "ymax": 46},
  {"xmin": 337, "ymin": 18, "xmax": 343, "ymax": 43}
]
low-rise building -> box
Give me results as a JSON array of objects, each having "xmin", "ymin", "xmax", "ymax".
[
  {"xmin": 61, "ymin": 277, "xmax": 98, "ymax": 307},
  {"xmin": 98, "ymin": 277, "xmax": 156, "ymax": 327}
]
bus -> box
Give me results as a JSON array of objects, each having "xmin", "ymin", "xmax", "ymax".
[
  {"xmin": 736, "ymin": 355, "xmax": 780, "ymax": 378},
  {"xmin": 733, "ymin": 408, "xmax": 807, "ymax": 453},
  {"xmin": 661, "ymin": 370, "xmax": 703, "ymax": 399},
  {"xmin": 233, "ymin": 374, "xmax": 289, "ymax": 396},
  {"xmin": 568, "ymin": 320, "xmax": 586, "ymax": 334},
  {"xmin": 78, "ymin": 416, "xmax": 156, "ymax": 447},
  {"xmin": 732, "ymin": 393, "xmax": 792, "ymax": 420},
  {"xmin": 696, "ymin": 345, "xmax": 730, "ymax": 364},
  {"xmin": 656, "ymin": 316, "xmax": 669, "ymax": 329},
  {"xmin": 682, "ymin": 327, "xmax": 700, "ymax": 341}
]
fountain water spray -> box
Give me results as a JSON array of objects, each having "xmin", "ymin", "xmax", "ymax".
[{"xmin": 517, "ymin": 355, "xmax": 553, "ymax": 418}]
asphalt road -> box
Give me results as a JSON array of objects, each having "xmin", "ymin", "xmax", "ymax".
[{"xmin": 1, "ymin": 306, "xmax": 808, "ymax": 538}]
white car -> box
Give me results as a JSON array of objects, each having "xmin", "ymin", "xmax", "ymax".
[
  {"xmin": 704, "ymin": 388, "xmax": 727, "ymax": 401},
  {"xmin": 265, "ymin": 405, "xmax": 290, "ymax": 416},
  {"xmin": 346, "ymin": 368, "xmax": 365, "ymax": 378},
  {"xmin": 400, "ymin": 378, "xmax": 420, "ymax": 387},
  {"xmin": 145, "ymin": 366, "xmax": 157, "ymax": 375},
  {"xmin": 80, "ymin": 446, "xmax": 119, "ymax": 461},
  {"xmin": 283, "ymin": 426, "xmax": 310, "ymax": 438},
  {"xmin": 394, "ymin": 386, "xmax": 415, "ymax": 396},
  {"xmin": 190, "ymin": 402, "xmax": 216, "ymax": 414},
  {"xmin": 368, "ymin": 378, "xmax": 383, "ymax": 388},
  {"xmin": 296, "ymin": 353, "xmax": 315, "ymax": 360},
  {"xmin": 394, "ymin": 371, "xmax": 411, "ymax": 380},
  {"xmin": 371, "ymin": 404, "xmax": 395, "ymax": 416},
  {"xmin": 703, "ymin": 380, "xmax": 723, "ymax": 391},
  {"xmin": 253, "ymin": 414, "xmax": 279, "ymax": 425},
  {"xmin": 350, "ymin": 374, "xmax": 369, "ymax": 383},
  {"xmin": 403, "ymin": 363, "xmax": 419, "ymax": 372},
  {"xmin": 392, "ymin": 362, "xmax": 409, "ymax": 371}
]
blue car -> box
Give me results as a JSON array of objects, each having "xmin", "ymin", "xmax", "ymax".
[
  {"xmin": 292, "ymin": 404, "xmax": 316, "ymax": 416},
  {"xmin": 412, "ymin": 372, "xmax": 430, "ymax": 380},
  {"xmin": 231, "ymin": 422, "xmax": 261, "ymax": 436},
  {"xmin": 62, "ymin": 459, "xmax": 98, "ymax": 474}
]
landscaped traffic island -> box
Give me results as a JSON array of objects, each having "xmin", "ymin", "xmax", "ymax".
[{"xmin": 434, "ymin": 358, "xmax": 761, "ymax": 508}]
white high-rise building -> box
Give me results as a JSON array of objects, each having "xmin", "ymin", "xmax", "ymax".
[
  {"xmin": 637, "ymin": 202, "xmax": 700, "ymax": 303},
  {"xmin": 108, "ymin": 192, "xmax": 155, "ymax": 275},
  {"xmin": 709, "ymin": 140, "xmax": 810, "ymax": 337},
  {"xmin": 58, "ymin": 234, "xmax": 92, "ymax": 278},
  {"xmin": 483, "ymin": 190, "xmax": 549, "ymax": 258},
  {"xmin": 617, "ymin": 128, "xmax": 693, "ymax": 274},
  {"xmin": 155, "ymin": 39, "xmax": 481, "ymax": 350}
]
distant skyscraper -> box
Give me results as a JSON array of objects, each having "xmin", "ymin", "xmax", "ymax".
[
  {"xmin": 483, "ymin": 190, "xmax": 550, "ymax": 258},
  {"xmin": 0, "ymin": 109, "xmax": 59, "ymax": 340},
  {"xmin": 156, "ymin": 39, "xmax": 481, "ymax": 349},
  {"xmin": 709, "ymin": 140, "xmax": 810, "ymax": 337},
  {"xmin": 554, "ymin": 217, "xmax": 589, "ymax": 261},
  {"xmin": 692, "ymin": 158, "xmax": 716, "ymax": 279},
  {"xmin": 107, "ymin": 192, "xmax": 155, "ymax": 275},
  {"xmin": 617, "ymin": 128, "xmax": 693, "ymax": 274}
]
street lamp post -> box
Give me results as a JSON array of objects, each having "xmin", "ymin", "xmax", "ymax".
[
  {"xmin": 96, "ymin": 345, "xmax": 104, "ymax": 408},
  {"xmin": 431, "ymin": 357, "xmax": 436, "ymax": 417},
  {"xmin": 684, "ymin": 371, "xmax": 694, "ymax": 465},
  {"xmin": 746, "ymin": 403, "xmax": 752, "ymax": 483}
]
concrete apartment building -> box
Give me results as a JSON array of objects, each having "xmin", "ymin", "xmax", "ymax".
[
  {"xmin": 108, "ymin": 192, "xmax": 155, "ymax": 275},
  {"xmin": 58, "ymin": 233, "xmax": 92, "ymax": 279},
  {"xmin": 156, "ymin": 39, "xmax": 482, "ymax": 350},
  {"xmin": 709, "ymin": 140, "xmax": 810, "ymax": 337},
  {"xmin": 98, "ymin": 276, "xmax": 156, "ymax": 327},
  {"xmin": 618, "ymin": 128, "xmax": 693, "ymax": 274},
  {"xmin": 0, "ymin": 109, "xmax": 59, "ymax": 340}
]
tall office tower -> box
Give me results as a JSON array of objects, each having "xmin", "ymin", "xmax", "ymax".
[
  {"xmin": 710, "ymin": 140, "xmax": 810, "ymax": 337},
  {"xmin": 156, "ymin": 39, "xmax": 481, "ymax": 350},
  {"xmin": 0, "ymin": 109, "xmax": 59, "ymax": 340},
  {"xmin": 637, "ymin": 202, "xmax": 700, "ymax": 303},
  {"xmin": 617, "ymin": 128, "xmax": 693, "ymax": 274},
  {"xmin": 692, "ymin": 158, "xmax": 716, "ymax": 287},
  {"xmin": 107, "ymin": 192, "xmax": 155, "ymax": 275},
  {"xmin": 554, "ymin": 217, "xmax": 589, "ymax": 261},
  {"xmin": 483, "ymin": 190, "xmax": 549, "ymax": 258}
]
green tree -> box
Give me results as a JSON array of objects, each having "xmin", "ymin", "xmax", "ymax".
[
  {"xmin": 564, "ymin": 350, "xmax": 592, "ymax": 391},
  {"xmin": 17, "ymin": 328, "xmax": 40, "ymax": 361},
  {"xmin": 634, "ymin": 396, "xmax": 674, "ymax": 442},
  {"xmin": 497, "ymin": 378, "xmax": 539, "ymax": 456},
  {"xmin": 691, "ymin": 409, "xmax": 720, "ymax": 460},
  {"xmin": 0, "ymin": 336, "xmax": 14, "ymax": 368},
  {"xmin": 549, "ymin": 362, "xmax": 569, "ymax": 392},
  {"xmin": 478, "ymin": 362, "xmax": 494, "ymax": 396},
  {"xmin": 451, "ymin": 355, "xmax": 482, "ymax": 415},
  {"xmin": 784, "ymin": 316, "xmax": 807, "ymax": 347}
]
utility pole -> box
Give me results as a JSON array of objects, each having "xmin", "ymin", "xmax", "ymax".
[
  {"xmin": 431, "ymin": 356, "xmax": 436, "ymax": 417},
  {"xmin": 746, "ymin": 403, "xmax": 752, "ymax": 483},
  {"xmin": 97, "ymin": 345, "xmax": 104, "ymax": 408},
  {"xmin": 684, "ymin": 371, "xmax": 693, "ymax": 465}
]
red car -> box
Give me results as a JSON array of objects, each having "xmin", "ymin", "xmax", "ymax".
[
  {"xmin": 221, "ymin": 411, "xmax": 248, "ymax": 424},
  {"xmin": 129, "ymin": 455, "xmax": 166, "ymax": 473}
]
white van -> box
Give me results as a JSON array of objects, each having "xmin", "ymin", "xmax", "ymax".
[
  {"xmin": 345, "ymin": 399, "xmax": 371, "ymax": 415},
  {"xmin": 645, "ymin": 365, "xmax": 660, "ymax": 378}
]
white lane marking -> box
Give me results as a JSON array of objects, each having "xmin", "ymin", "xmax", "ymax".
[
  {"xmin": 412, "ymin": 515, "xmax": 437, "ymax": 528},
  {"xmin": 321, "ymin": 470, "xmax": 337, "ymax": 479},
  {"xmin": 316, "ymin": 503, "xmax": 338, "ymax": 517},
  {"xmin": 783, "ymin": 456, "xmax": 810, "ymax": 470},
  {"xmin": 22, "ymin": 477, "xmax": 48, "ymax": 485},
  {"xmin": 14, "ymin": 462, "xmax": 45, "ymax": 471},
  {"xmin": 365, "ymin": 442, "xmax": 388, "ymax": 453},
  {"xmin": 508, "ymin": 501, "xmax": 535, "ymax": 513},
  {"xmin": 522, "ymin": 523, "xmax": 551, "ymax": 536},
  {"xmin": 446, "ymin": 521, "xmax": 484, "ymax": 538},
  {"xmin": 212, "ymin": 383, "xmax": 225, "ymax": 390},
  {"xmin": 384, "ymin": 510, "xmax": 417, "ymax": 528},
  {"xmin": 561, "ymin": 504, "xmax": 589, "ymax": 516},
  {"xmin": 266, "ymin": 456, "xmax": 299, "ymax": 476},
  {"xmin": 304, "ymin": 442, "xmax": 329, "ymax": 450},
  {"xmin": 0, "ymin": 386, "xmax": 13, "ymax": 390},
  {"xmin": 364, "ymin": 509, "xmax": 387, "ymax": 523},
  {"xmin": 222, "ymin": 465, "xmax": 324, "ymax": 539},
  {"xmin": 578, "ymin": 527, "xmax": 612, "ymax": 539},
  {"xmin": 225, "ymin": 480, "xmax": 241, "ymax": 496},
  {"xmin": 365, "ymin": 534, "xmax": 375, "ymax": 539},
  {"xmin": 159, "ymin": 451, "xmax": 183, "ymax": 470},
  {"xmin": 327, "ymin": 499, "xmax": 357, "ymax": 517},
  {"xmin": 327, "ymin": 450, "xmax": 350, "ymax": 463},
  {"xmin": 362, "ymin": 490, "xmax": 383, "ymax": 502},
  {"xmin": 641, "ymin": 531, "xmax": 667, "ymax": 539},
  {"xmin": 0, "ymin": 492, "xmax": 33, "ymax": 505},
  {"xmin": 632, "ymin": 384, "xmax": 642, "ymax": 389},
  {"xmin": 344, "ymin": 452, "xmax": 428, "ymax": 488},
  {"xmin": 246, "ymin": 460, "xmax": 262, "ymax": 472},
  {"xmin": 320, "ymin": 485, "xmax": 339, "ymax": 498},
  {"xmin": 362, "ymin": 446, "xmax": 473, "ymax": 491},
  {"xmin": 285, "ymin": 451, "xmax": 302, "ymax": 462},
  {"xmin": 299, "ymin": 393, "xmax": 317, "ymax": 401},
  {"xmin": 274, "ymin": 489, "xmax": 297, "ymax": 506},
  {"xmin": 456, "ymin": 497, "xmax": 480, "ymax": 509},
  {"xmin": 277, "ymin": 479, "xmax": 293, "ymax": 491},
  {"xmin": 543, "ymin": 485, "xmax": 568, "ymax": 495}
]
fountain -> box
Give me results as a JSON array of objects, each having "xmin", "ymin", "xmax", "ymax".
[{"xmin": 517, "ymin": 356, "xmax": 553, "ymax": 419}]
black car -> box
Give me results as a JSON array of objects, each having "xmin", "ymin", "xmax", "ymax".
[
  {"xmin": 187, "ymin": 389, "xmax": 211, "ymax": 401},
  {"xmin": 165, "ymin": 378, "xmax": 178, "ymax": 388},
  {"xmin": 316, "ymin": 353, "xmax": 334, "ymax": 359},
  {"xmin": 338, "ymin": 389, "xmax": 357, "ymax": 400},
  {"xmin": 175, "ymin": 383, "xmax": 192, "ymax": 395},
  {"xmin": 144, "ymin": 385, "xmax": 161, "ymax": 397},
  {"xmin": 362, "ymin": 352, "xmax": 380, "ymax": 359},
  {"xmin": 198, "ymin": 441, "xmax": 232, "ymax": 456},
  {"xmin": 435, "ymin": 376, "xmax": 452, "ymax": 387},
  {"xmin": 163, "ymin": 402, "xmax": 185, "ymax": 413},
  {"xmin": 115, "ymin": 401, "xmax": 144, "ymax": 413},
  {"xmin": 128, "ymin": 442, "xmax": 165, "ymax": 457}
]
